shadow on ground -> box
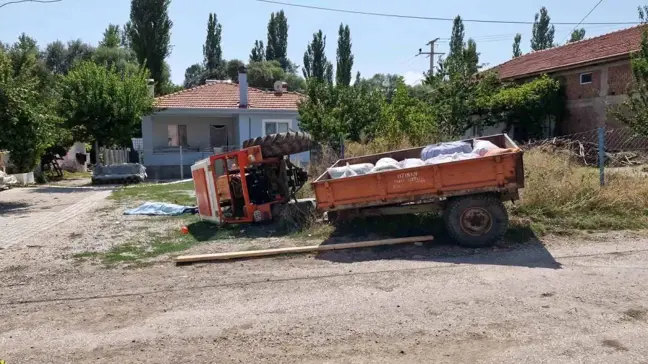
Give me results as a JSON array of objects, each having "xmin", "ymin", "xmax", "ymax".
[
  {"xmin": 186, "ymin": 213, "xmax": 560, "ymax": 270},
  {"xmin": 0, "ymin": 201, "xmax": 30, "ymax": 214},
  {"xmin": 313, "ymin": 215, "xmax": 560, "ymax": 270},
  {"xmin": 185, "ymin": 220, "xmax": 291, "ymax": 241}
]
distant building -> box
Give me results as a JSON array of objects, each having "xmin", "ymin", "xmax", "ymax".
[
  {"xmin": 142, "ymin": 68, "xmax": 305, "ymax": 179},
  {"xmin": 492, "ymin": 25, "xmax": 645, "ymax": 136}
]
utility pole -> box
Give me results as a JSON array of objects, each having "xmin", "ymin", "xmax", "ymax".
[{"xmin": 418, "ymin": 38, "xmax": 444, "ymax": 76}]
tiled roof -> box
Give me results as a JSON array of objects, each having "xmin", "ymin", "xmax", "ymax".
[
  {"xmin": 155, "ymin": 82, "xmax": 303, "ymax": 110},
  {"xmin": 495, "ymin": 25, "xmax": 646, "ymax": 80}
]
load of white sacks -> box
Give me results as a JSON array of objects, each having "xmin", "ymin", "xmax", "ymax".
[{"xmin": 327, "ymin": 139, "xmax": 508, "ymax": 180}]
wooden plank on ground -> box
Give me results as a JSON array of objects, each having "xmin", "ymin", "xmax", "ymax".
[{"xmin": 175, "ymin": 235, "xmax": 434, "ymax": 264}]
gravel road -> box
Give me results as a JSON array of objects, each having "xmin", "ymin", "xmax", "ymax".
[{"xmin": 2, "ymin": 187, "xmax": 648, "ymax": 363}]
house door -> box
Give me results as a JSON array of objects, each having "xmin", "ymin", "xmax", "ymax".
[{"xmin": 210, "ymin": 125, "xmax": 228, "ymax": 151}]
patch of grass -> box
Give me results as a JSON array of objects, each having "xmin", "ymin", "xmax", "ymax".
[
  {"xmin": 63, "ymin": 170, "xmax": 92, "ymax": 180},
  {"xmin": 74, "ymin": 226, "xmax": 206, "ymax": 266},
  {"xmin": 109, "ymin": 181, "xmax": 195, "ymax": 206},
  {"xmin": 510, "ymin": 149, "xmax": 648, "ymax": 235}
]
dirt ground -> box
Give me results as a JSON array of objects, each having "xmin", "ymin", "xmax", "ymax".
[{"xmin": 2, "ymin": 186, "xmax": 648, "ymax": 363}]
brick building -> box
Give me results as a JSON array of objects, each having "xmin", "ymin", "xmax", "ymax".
[{"xmin": 494, "ymin": 25, "xmax": 645, "ymax": 136}]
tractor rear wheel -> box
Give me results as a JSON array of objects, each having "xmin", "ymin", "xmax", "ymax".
[
  {"xmin": 242, "ymin": 131, "xmax": 311, "ymax": 158},
  {"xmin": 443, "ymin": 194, "xmax": 508, "ymax": 248}
]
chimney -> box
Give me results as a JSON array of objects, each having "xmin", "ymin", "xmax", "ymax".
[
  {"xmin": 238, "ymin": 66, "xmax": 248, "ymax": 108},
  {"xmin": 147, "ymin": 79, "xmax": 155, "ymax": 97}
]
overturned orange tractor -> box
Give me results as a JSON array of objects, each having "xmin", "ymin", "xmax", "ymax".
[{"xmin": 191, "ymin": 131, "xmax": 310, "ymax": 224}]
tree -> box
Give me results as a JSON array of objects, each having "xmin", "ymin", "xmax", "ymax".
[
  {"xmin": 8, "ymin": 35, "xmax": 54, "ymax": 97},
  {"xmin": 463, "ymin": 39, "xmax": 479, "ymax": 75},
  {"xmin": 613, "ymin": 8, "xmax": 648, "ymax": 135},
  {"xmin": 335, "ymin": 24, "xmax": 353, "ymax": 86},
  {"xmin": 250, "ymin": 40, "xmax": 265, "ymax": 62},
  {"xmin": 126, "ymin": 0, "xmax": 173, "ymax": 94},
  {"xmin": 183, "ymin": 63, "xmax": 205, "ymax": 88},
  {"xmin": 43, "ymin": 40, "xmax": 67, "ymax": 74},
  {"xmin": 303, "ymin": 30, "xmax": 330, "ymax": 82},
  {"xmin": 226, "ymin": 59, "xmax": 244, "ymax": 81},
  {"xmin": 356, "ymin": 73, "xmax": 402, "ymax": 101},
  {"xmin": 482, "ymin": 74, "xmax": 563, "ymax": 139},
  {"xmin": 512, "ymin": 33, "xmax": 522, "ymax": 58},
  {"xmin": 640, "ymin": 5, "xmax": 648, "ymax": 23},
  {"xmin": 93, "ymin": 46, "xmax": 139, "ymax": 75},
  {"xmin": 380, "ymin": 79, "xmax": 435, "ymax": 146},
  {"xmin": 265, "ymin": 10, "xmax": 289, "ymax": 70},
  {"xmin": 121, "ymin": 23, "xmax": 132, "ymax": 48},
  {"xmin": 203, "ymin": 13, "xmax": 223, "ymax": 71},
  {"xmin": 247, "ymin": 60, "xmax": 285, "ymax": 89},
  {"xmin": 448, "ymin": 16, "xmax": 465, "ymax": 61},
  {"xmin": 298, "ymin": 79, "xmax": 384, "ymax": 149},
  {"xmin": 283, "ymin": 72, "xmax": 305, "ymax": 92},
  {"xmin": 42, "ymin": 39, "xmax": 95, "ymax": 75},
  {"xmin": 444, "ymin": 16, "xmax": 478, "ymax": 77},
  {"xmin": 58, "ymin": 61, "xmax": 153, "ymax": 147},
  {"xmin": 325, "ymin": 62, "xmax": 333, "ymax": 84},
  {"xmin": 266, "ymin": 12, "xmax": 277, "ymax": 62},
  {"xmin": 531, "ymin": 6, "xmax": 555, "ymax": 51},
  {"xmin": 100, "ymin": 24, "xmax": 121, "ymax": 48},
  {"xmin": 569, "ymin": 28, "xmax": 586, "ymax": 43},
  {"xmin": 65, "ymin": 40, "xmax": 95, "ymax": 69},
  {"xmin": 424, "ymin": 65, "xmax": 478, "ymax": 139},
  {"xmin": 0, "ymin": 47, "xmax": 59, "ymax": 173}
]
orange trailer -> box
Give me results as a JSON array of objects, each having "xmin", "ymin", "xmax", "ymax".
[{"xmin": 312, "ymin": 134, "xmax": 525, "ymax": 247}]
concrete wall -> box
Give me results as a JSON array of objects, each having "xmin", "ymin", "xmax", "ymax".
[{"xmin": 555, "ymin": 60, "xmax": 632, "ymax": 134}]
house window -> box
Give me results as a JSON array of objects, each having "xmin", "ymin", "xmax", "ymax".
[
  {"xmin": 263, "ymin": 120, "xmax": 290, "ymax": 135},
  {"xmin": 167, "ymin": 124, "xmax": 188, "ymax": 147},
  {"xmin": 580, "ymin": 73, "xmax": 592, "ymax": 85}
]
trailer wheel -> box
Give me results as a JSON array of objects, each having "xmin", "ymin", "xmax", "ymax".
[
  {"xmin": 242, "ymin": 131, "xmax": 311, "ymax": 157},
  {"xmin": 443, "ymin": 194, "xmax": 508, "ymax": 248}
]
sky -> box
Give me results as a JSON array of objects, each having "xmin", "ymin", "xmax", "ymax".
[{"xmin": 0, "ymin": 0, "xmax": 643, "ymax": 86}]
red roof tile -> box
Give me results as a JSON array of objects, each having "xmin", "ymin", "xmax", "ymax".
[
  {"xmin": 155, "ymin": 82, "xmax": 303, "ymax": 110},
  {"xmin": 495, "ymin": 25, "xmax": 646, "ymax": 80}
]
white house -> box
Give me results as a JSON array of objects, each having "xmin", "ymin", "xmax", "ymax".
[{"xmin": 141, "ymin": 67, "xmax": 306, "ymax": 179}]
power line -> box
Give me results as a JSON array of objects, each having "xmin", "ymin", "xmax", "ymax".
[
  {"xmin": 256, "ymin": 0, "xmax": 638, "ymax": 25},
  {"xmin": 562, "ymin": 0, "xmax": 605, "ymax": 43},
  {"xmin": 0, "ymin": 0, "xmax": 61, "ymax": 9}
]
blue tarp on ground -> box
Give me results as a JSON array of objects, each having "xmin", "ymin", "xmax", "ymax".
[{"xmin": 124, "ymin": 202, "xmax": 198, "ymax": 216}]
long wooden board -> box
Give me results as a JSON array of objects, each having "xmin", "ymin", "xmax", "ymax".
[{"xmin": 175, "ymin": 235, "xmax": 434, "ymax": 264}]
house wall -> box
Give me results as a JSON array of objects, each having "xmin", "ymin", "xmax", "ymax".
[
  {"xmin": 150, "ymin": 115, "xmax": 238, "ymax": 150},
  {"xmin": 142, "ymin": 114, "xmax": 238, "ymax": 179},
  {"xmin": 142, "ymin": 110, "xmax": 308, "ymax": 179},
  {"xmin": 554, "ymin": 60, "xmax": 632, "ymax": 135}
]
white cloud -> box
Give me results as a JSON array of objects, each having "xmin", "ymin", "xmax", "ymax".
[{"xmin": 402, "ymin": 71, "xmax": 425, "ymax": 86}]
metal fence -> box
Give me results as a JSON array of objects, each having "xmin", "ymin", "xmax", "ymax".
[
  {"xmin": 527, "ymin": 126, "xmax": 648, "ymax": 186},
  {"xmin": 99, "ymin": 147, "xmax": 132, "ymax": 165}
]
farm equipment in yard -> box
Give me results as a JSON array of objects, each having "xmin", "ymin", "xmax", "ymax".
[
  {"xmin": 191, "ymin": 132, "xmax": 525, "ymax": 248},
  {"xmin": 191, "ymin": 131, "xmax": 310, "ymax": 224}
]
